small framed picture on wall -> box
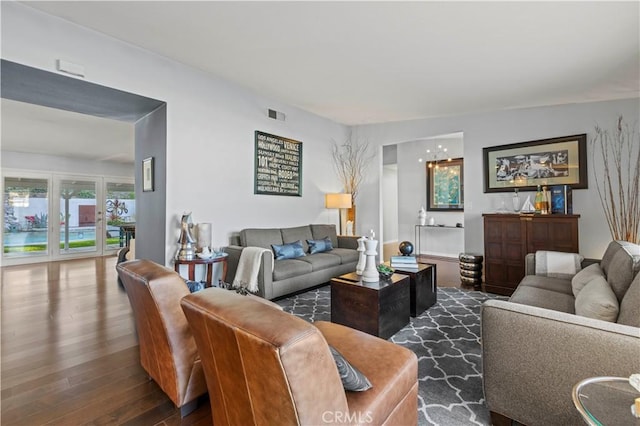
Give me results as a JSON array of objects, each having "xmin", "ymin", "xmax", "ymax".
[{"xmin": 143, "ymin": 157, "xmax": 154, "ymax": 192}]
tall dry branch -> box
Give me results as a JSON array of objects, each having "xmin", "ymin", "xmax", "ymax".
[
  {"xmin": 591, "ymin": 116, "xmax": 640, "ymax": 243},
  {"xmin": 330, "ymin": 133, "xmax": 374, "ymax": 202}
]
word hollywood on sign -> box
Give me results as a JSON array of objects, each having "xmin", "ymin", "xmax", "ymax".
[{"xmin": 254, "ymin": 131, "xmax": 303, "ymax": 196}]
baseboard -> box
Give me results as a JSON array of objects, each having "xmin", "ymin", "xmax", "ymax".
[{"xmin": 417, "ymin": 254, "xmax": 458, "ymax": 263}]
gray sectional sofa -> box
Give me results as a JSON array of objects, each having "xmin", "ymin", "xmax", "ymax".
[
  {"xmin": 225, "ymin": 224, "xmax": 359, "ymax": 300},
  {"xmin": 482, "ymin": 240, "xmax": 640, "ymax": 426}
]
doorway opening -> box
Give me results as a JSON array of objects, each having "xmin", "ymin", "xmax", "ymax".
[{"xmin": 1, "ymin": 59, "xmax": 167, "ymax": 265}]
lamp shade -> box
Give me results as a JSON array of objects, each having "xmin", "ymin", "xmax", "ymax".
[{"xmin": 325, "ymin": 193, "xmax": 352, "ymax": 209}]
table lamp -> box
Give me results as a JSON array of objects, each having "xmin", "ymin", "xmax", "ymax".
[{"xmin": 325, "ymin": 193, "xmax": 352, "ymax": 235}]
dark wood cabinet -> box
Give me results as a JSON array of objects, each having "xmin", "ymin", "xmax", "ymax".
[{"xmin": 483, "ymin": 214, "xmax": 580, "ymax": 295}]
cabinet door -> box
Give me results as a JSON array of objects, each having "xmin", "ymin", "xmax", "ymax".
[
  {"xmin": 484, "ymin": 215, "xmax": 525, "ymax": 295},
  {"xmin": 526, "ymin": 216, "xmax": 579, "ymax": 254}
]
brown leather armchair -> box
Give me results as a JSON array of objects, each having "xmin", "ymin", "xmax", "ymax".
[
  {"xmin": 181, "ymin": 287, "xmax": 418, "ymax": 425},
  {"xmin": 116, "ymin": 259, "xmax": 207, "ymax": 417}
]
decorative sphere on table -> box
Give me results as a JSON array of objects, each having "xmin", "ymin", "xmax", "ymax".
[{"xmin": 398, "ymin": 241, "xmax": 414, "ymax": 256}]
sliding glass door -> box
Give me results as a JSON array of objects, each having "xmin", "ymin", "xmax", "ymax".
[
  {"xmin": 2, "ymin": 170, "xmax": 134, "ymax": 265},
  {"xmin": 53, "ymin": 176, "xmax": 102, "ymax": 256},
  {"xmin": 3, "ymin": 173, "xmax": 51, "ymax": 260}
]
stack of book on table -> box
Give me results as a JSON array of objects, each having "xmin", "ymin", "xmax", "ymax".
[{"xmin": 390, "ymin": 256, "xmax": 419, "ymax": 269}]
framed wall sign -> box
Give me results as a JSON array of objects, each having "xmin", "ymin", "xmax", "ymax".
[
  {"xmin": 142, "ymin": 157, "xmax": 154, "ymax": 192},
  {"xmin": 483, "ymin": 134, "xmax": 587, "ymax": 193},
  {"xmin": 426, "ymin": 157, "xmax": 464, "ymax": 211},
  {"xmin": 254, "ymin": 131, "xmax": 302, "ymax": 196}
]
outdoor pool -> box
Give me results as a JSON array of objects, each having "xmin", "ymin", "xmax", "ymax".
[{"xmin": 3, "ymin": 229, "xmax": 97, "ymax": 247}]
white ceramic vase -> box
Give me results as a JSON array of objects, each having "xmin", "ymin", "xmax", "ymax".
[{"xmin": 418, "ymin": 206, "xmax": 427, "ymax": 226}]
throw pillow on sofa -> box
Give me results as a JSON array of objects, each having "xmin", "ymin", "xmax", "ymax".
[
  {"xmin": 272, "ymin": 240, "xmax": 306, "ymax": 260},
  {"xmin": 571, "ymin": 263, "xmax": 605, "ymax": 297},
  {"xmin": 574, "ymin": 275, "xmax": 619, "ymax": 322},
  {"xmin": 328, "ymin": 345, "xmax": 372, "ymax": 392},
  {"xmin": 184, "ymin": 279, "xmax": 205, "ymax": 293},
  {"xmin": 307, "ymin": 237, "xmax": 333, "ymax": 254},
  {"xmin": 617, "ymin": 272, "xmax": 640, "ymax": 327}
]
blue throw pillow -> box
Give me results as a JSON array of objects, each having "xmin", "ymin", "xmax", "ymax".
[
  {"xmin": 184, "ymin": 279, "xmax": 205, "ymax": 293},
  {"xmin": 272, "ymin": 240, "xmax": 306, "ymax": 260},
  {"xmin": 307, "ymin": 237, "xmax": 333, "ymax": 254}
]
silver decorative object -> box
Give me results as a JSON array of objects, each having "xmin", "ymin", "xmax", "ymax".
[{"xmin": 177, "ymin": 212, "xmax": 196, "ymax": 260}]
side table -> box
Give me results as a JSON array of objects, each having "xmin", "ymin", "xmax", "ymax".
[
  {"xmin": 572, "ymin": 376, "xmax": 640, "ymax": 425},
  {"xmin": 174, "ymin": 253, "xmax": 228, "ymax": 287},
  {"xmin": 331, "ymin": 272, "xmax": 410, "ymax": 339},
  {"xmin": 385, "ymin": 261, "xmax": 437, "ymax": 317}
]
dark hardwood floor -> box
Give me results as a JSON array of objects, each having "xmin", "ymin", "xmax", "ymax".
[{"xmin": 1, "ymin": 257, "xmax": 212, "ymax": 425}]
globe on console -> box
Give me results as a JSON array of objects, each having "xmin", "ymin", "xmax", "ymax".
[{"xmin": 398, "ymin": 241, "xmax": 414, "ymax": 256}]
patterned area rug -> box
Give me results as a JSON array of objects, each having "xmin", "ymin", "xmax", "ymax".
[{"xmin": 276, "ymin": 286, "xmax": 507, "ymax": 426}]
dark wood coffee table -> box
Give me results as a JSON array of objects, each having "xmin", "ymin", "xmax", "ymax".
[
  {"xmin": 385, "ymin": 262, "xmax": 437, "ymax": 317},
  {"xmin": 330, "ymin": 272, "xmax": 409, "ymax": 339}
]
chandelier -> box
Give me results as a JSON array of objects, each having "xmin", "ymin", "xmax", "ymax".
[{"xmin": 418, "ymin": 144, "xmax": 452, "ymax": 168}]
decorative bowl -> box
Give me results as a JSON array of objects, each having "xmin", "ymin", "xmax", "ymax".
[
  {"xmin": 377, "ymin": 264, "xmax": 394, "ymax": 280},
  {"xmin": 196, "ymin": 252, "xmax": 213, "ymax": 259}
]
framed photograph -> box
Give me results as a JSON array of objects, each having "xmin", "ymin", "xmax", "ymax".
[
  {"xmin": 483, "ymin": 134, "xmax": 587, "ymax": 193},
  {"xmin": 426, "ymin": 157, "xmax": 464, "ymax": 211},
  {"xmin": 142, "ymin": 157, "xmax": 154, "ymax": 192}
]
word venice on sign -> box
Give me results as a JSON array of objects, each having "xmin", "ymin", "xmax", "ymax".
[{"xmin": 254, "ymin": 131, "xmax": 302, "ymax": 196}]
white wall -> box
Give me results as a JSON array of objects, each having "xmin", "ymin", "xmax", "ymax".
[
  {"xmin": 1, "ymin": 3, "xmax": 349, "ymax": 264},
  {"xmin": 354, "ymin": 98, "xmax": 639, "ymax": 259},
  {"xmin": 382, "ymin": 164, "xmax": 398, "ymax": 243}
]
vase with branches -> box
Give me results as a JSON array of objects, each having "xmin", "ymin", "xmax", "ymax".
[
  {"xmin": 331, "ymin": 133, "xmax": 374, "ymax": 233},
  {"xmin": 591, "ymin": 115, "xmax": 640, "ymax": 243}
]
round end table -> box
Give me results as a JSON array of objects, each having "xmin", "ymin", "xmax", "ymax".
[
  {"xmin": 174, "ymin": 253, "xmax": 228, "ymax": 287},
  {"xmin": 572, "ymin": 376, "xmax": 640, "ymax": 425}
]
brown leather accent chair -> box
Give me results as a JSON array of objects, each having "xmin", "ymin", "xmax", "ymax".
[
  {"xmin": 116, "ymin": 259, "xmax": 207, "ymax": 417},
  {"xmin": 181, "ymin": 287, "xmax": 418, "ymax": 425}
]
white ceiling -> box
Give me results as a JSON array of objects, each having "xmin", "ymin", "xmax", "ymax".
[
  {"xmin": 2, "ymin": 1, "xmax": 638, "ymax": 164},
  {"xmin": 20, "ymin": 1, "xmax": 640, "ymax": 126},
  {"xmin": 1, "ymin": 99, "xmax": 135, "ymax": 164}
]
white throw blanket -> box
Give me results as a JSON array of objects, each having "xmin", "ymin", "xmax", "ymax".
[
  {"xmin": 233, "ymin": 247, "xmax": 273, "ymax": 293},
  {"xmin": 535, "ymin": 250, "xmax": 583, "ymax": 279}
]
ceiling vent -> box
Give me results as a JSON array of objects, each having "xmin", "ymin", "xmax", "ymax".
[{"xmin": 268, "ymin": 109, "xmax": 286, "ymax": 121}]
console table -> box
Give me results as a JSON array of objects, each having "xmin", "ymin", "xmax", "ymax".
[{"xmin": 414, "ymin": 224, "xmax": 463, "ymax": 257}]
